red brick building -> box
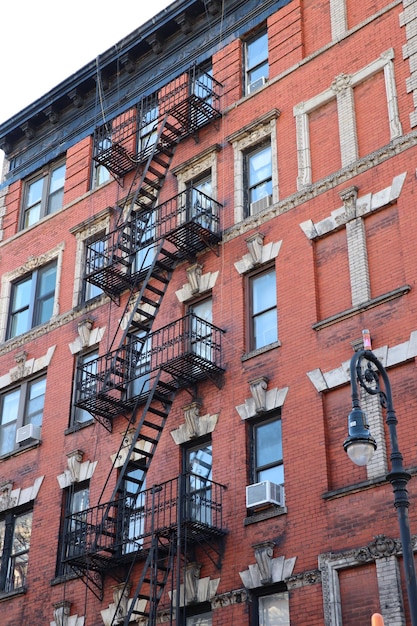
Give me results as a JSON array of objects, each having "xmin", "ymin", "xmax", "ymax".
[{"xmin": 0, "ymin": 0, "xmax": 417, "ymax": 624}]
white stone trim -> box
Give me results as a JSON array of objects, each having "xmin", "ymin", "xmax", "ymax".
[
  {"xmin": 0, "ymin": 345, "xmax": 55, "ymax": 389},
  {"xmin": 57, "ymin": 450, "xmax": 97, "ymax": 489},
  {"xmin": 234, "ymin": 236, "xmax": 282, "ymax": 275},
  {"xmin": 236, "ymin": 386, "xmax": 288, "ymax": 420},
  {"xmin": 294, "ymin": 50, "xmax": 402, "ymax": 188},
  {"xmin": 0, "ymin": 242, "xmax": 65, "ymax": 343},
  {"xmin": 330, "ymin": 0, "xmax": 348, "ymax": 39},
  {"xmin": 0, "ymin": 476, "xmax": 44, "ymax": 512},
  {"xmin": 174, "ymin": 147, "xmax": 218, "ymax": 196},
  {"xmin": 227, "ymin": 110, "xmax": 280, "ymax": 223},
  {"xmin": 175, "ymin": 267, "xmax": 219, "ymax": 302}
]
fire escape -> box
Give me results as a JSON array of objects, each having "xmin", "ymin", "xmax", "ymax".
[{"xmin": 64, "ymin": 66, "xmax": 227, "ymax": 625}]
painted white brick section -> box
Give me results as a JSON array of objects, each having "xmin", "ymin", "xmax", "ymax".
[
  {"xmin": 400, "ymin": 0, "xmax": 417, "ymax": 126},
  {"xmin": 330, "ymin": 0, "xmax": 347, "ymax": 39},
  {"xmin": 376, "ymin": 556, "xmax": 406, "ymax": 626},
  {"xmin": 346, "ymin": 218, "xmax": 370, "ymax": 305}
]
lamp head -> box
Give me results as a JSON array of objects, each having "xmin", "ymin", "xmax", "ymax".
[{"xmin": 343, "ymin": 406, "xmax": 377, "ymax": 466}]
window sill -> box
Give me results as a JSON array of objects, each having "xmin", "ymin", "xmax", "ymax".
[
  {"xmin": 65, "ymin": 419, "xmax": 94, "ymax": 435},
  {"xmin": 0, "ymin": 587, "xmax": 26, "ymax": 602},
  {"xmin": 244, "ymin": 504, "xmax": 287, "ymax": 526},
  {"xmin": 241, "ymin": 341, "xmax": 281, "ymax": 362},
  {"xmin": 0, "ymin": 440, "xmax": 41, "ymax": 462}
]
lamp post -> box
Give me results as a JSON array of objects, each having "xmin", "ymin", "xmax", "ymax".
[{"xmin": 343, "ymin": 349, "xmax": 417, "ymax": 625}]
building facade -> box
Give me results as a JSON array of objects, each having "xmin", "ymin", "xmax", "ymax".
[{"xmin": 1, "ymin": 0, "xmax": 417, "ymax": 624}]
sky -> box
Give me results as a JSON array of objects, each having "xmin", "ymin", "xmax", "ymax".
[{"xmin": 0, "ymin": 0, "xmax": 174, "ymax": 169}]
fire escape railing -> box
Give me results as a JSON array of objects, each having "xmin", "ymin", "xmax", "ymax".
[
  {"xmin": 63, "ymin": 473, "xmax": 227, "ymax": 572},
  {"xmin": 84, "ymin": 188, "xmax": 222, "ymax": 299},
  {"xmin": 74, "ymin": 313, "xmax": 225, "ymax": 421},
  {"xmin": 93, "ymin": 66, "xmax": 222, "ymax": 179}
]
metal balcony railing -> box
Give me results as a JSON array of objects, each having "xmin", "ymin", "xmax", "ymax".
[
  {"xmin": 74, "ymin": 313, "xmax": 225, "ymax": 421},
  {"xmin": 93, "ymin": 66, "xmax": 222, "ymax": 178},
  {"xmin": 84, "ymin": 188, "xmax": 222, "ymax": 298},
  {"xmin": 63, "ymin": 473, "xmax": 227, "ymax": 572}
]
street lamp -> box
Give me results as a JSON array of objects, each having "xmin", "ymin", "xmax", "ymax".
[{"xmin": 343, "ymin": 348, "xmax": 417, "ymax": 625}]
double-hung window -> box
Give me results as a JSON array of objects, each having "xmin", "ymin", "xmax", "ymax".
[
  {"xmin": 92, "ymin": 124, "xmax": 112, "ymax": 187},
  {"xmin": 245, "ymin": 31, "xmax": 268, "ymax": 95},
  {"xmin": 22, "ymin": 161, "xmax": 66, "ymax": 229},
  {"xmin": 245, "ymin": 142, "xmax": 272, "ymax": 216},
  {"xmin": 0, "ymin": 508, "xmax": 33, "ymax": 593},
  {"xmin": 185, "ymin": 609, "xmax": 212, "ymax": 626},
  {"xmin": 256, "ymin": 591, "xmax": 290, "ymax": 626},
  {"xmin": 0, "ymin": 376, "xmax": 46, "ymax": 456},
  {"xmin": 7, "ymin": 261, "xmax": 57, "ymax": 339},
  {"xmin": 71, "ymin": 350, "xmax": 98, "ymax": 427},
  {"xmin": 184, "ymin": 440, "xmax": 213, "ymax": 526},
  {"xmin": 187, "ymin": 173, "xmax": 214, "ymax": 230},
  {"xmin": 82, "ymin": 233, "xmax": 105, "ymax": 302},
  {"xmin": 57, "ymin": 483, "xmax": 90, "ymax": 576},
  {"xmin": 138, "ymin": 98, "xmax": 158, "ymax": 159},
  {"xmin": 251, "ymin": 414, "xmax": 284, "ymax": 487},
  {"xmin": 248, "ymin": 267, "xmax": 277, "ymax": 351},
  {"xmin": 120, "ymin": 466, "xmax": 146, "ymax": 554}
]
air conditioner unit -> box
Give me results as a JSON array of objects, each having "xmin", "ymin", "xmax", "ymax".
[
  {"xmin": 246, "ymin": 481, "xmax": 284, "ymax": 509},
  {"xmin": 248, "ymin": 76, "xmax": 268, "ymax": 94},
  {"xmin": 16, "ymin": 424, "xmax": 41, "ymax": 445},
  {"xmin": 250, "ymin": 194, "xmax": 272, "ymax": 215}
]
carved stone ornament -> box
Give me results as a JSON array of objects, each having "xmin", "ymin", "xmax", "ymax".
[
  {"xmin": 184, "ymin": 402, "xmax": 201, "ymax": 438},
  {"xmin": 246, "ymin": 232, "xmax": 265, "ymax": 265},
  {"xmin": 78, "ymin": 318, "xmax": 94, "ymax": 348},
  {"xmin": 211, "ymin": 589, "xmax": 248, "ymax": 609},
  {"xmin": 0, "ymin": 482, "xmax": 16, "ymax": 512},
  {"xmin": 186, "ymin": 264, "xmax": 203, "ymax": 294},
  {"xmin": 53, "ymin": 600, "xmax": 71, "ymax": 626},
  {"xmin": 249, "ymin": 376, "xmax": 269, "ymax": 413},
  {"xmin": 331, "ymin": 72, "xmax": 352, "ymax": 94},
  {"xmin": 10, "ymin": 350, "xmax": 29, "ymax": 382},
  {"xmin": 185, "ymin": 562, "xmax": 202, "ymax": 604},
  {"xmin": 67, "ymin": 449, "xmax": 84, "ymax": 483},
  {"xmin": 339, "ymin": 185, "xmax": 358, "ymax": 221},
  {"xmin": 112, "ymin": 583, "xmax": 131, "ymax": 624},
  {"xmin": 355, "ymin": 534, "xmax": 399, "ymax": 561},
  {"xmin": 254, "ymin": 541, "xmax": 275, "ymax": 584}
]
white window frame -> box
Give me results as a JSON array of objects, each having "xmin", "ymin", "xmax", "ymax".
[
  {"xmin": 0, "ymin": 243, "xmax": 64, "ymax": 343},
  {"xmin": 227, "ymin": 110, "xmax": 279, "ymax": 224}
]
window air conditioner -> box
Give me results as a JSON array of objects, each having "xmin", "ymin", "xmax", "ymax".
[
  {"xmin": 16, "ymin": 423, "xmax": 41, "ymax": 445},
  {"xmin": 250, "ymin": 194, "xmax": 272, "ymax": 215},
  {"xmin": 248, "ymin": 76, "xmax": 268, "ymax": 94},
  {"xmin": 246, "ymin": 480, "xmax": 284, "ymax": 509}
]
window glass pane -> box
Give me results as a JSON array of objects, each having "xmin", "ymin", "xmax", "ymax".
[
  {"xmin": 187, "ymin": 444, "xmax": 212, "ymax": 480},
  {"xmin": 253, "ymin": 309, "xmax": 278, "ymax": 347},
  {"xmin": 12, "ymin": 511, "xmax": 32, "ymax": 555},
  {"xmin": 71, "ymin": 487, "xmax": 89, "ymax": 515},
  {"xmin": 35, "ymin": 263, "xmax": 57, "ymax": 325},
  {"xmin": 0, "ymin": 388, "xmax": 20, "ymax": 455},
  {"xmin": 258, "ymin": 464, "xmax": 284, "ymax": 485},
  {"xmin": 74, "ymin": 350, "xmax": 98, "ymax": 424},
  {"xmin": 0, "ymin": 519, "xmax": 5, "ymax": 555},
  {"xmin": 252, "ymin": 271, "xmax": 276, "ymax": 314},
  {"xmin": 249, "ymin": 146, "xmax": 271, "ymax": 185},
  {"xmin": 48, "ymin": 164, "xmax": 66, "ymax": 214},
  {"xmin": 11, "ymin": 276, "xmax": 31, "ymax": 312},
  {"xmin": 259, "ymin": 593, "xmax": 289, "ymax": 626},
  {"xmin": 8, "ymin": 511, "xmax": 33, "ymax": 591},
  {"xmin": 9, "ymin": 277, "xmax": 32, "ymax": 338},
  {"xmin": 247, "ymin": 33, "xmax": 268, "ymax": 70},
  {"xmin": 25, "ymin": 378, "xmax": 46, "ymax": 427},
  {"xmin": 256, "ymin": 419, "xmax": 282, "ymax": 468}
]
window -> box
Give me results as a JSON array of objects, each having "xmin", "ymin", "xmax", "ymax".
[
  {"xmin": 21, "ymin": 161, "xmax": 66, "ymax": 229},
  {"xmin": 138, "ymin": 99, "xmax": 158, "ymax": 159},
  {"xmin": 189, "ymin": 298, "xmax": 213, "ymax": 361},
  {"xmin": 251, "ymin": 414, "xmax": 284, "ymax": 486},
  {"xmin": 57, "ymin": 482, "xmax": 89, "ymax": 576},
  {"xmin": 128, "ymin": 332, "xmax": 151, "ymax": 399},
  {"xmin": 184, "ymin": 440, "xmax": 213, "ymax": 525},
  {"xmin": 82, "ymin": 234, "xmax": 105, "ymax": 302},
  {"xmin": 0, "ymin": 508, "xmax": 33, "ymax": 593},
  {"xmin": 7, "ymin": 261, "xmax": 57, "ymax": 340},
  {"xmin": 71, "ymin": 350, "xmax": 98, "ymax": 427},
  {"xmin": 119, "ymin": 466, "xmax": 146, "ymax": 554},
  {"xmin": 191, "ymin": 65, "xmax": 214, "ymax": 126},
  {"xmin": 186, "ymin": 173, "xmax": 214, "ymax": 230},
  {"xmin": 245, "ymin": 142, "xmax": 272, "ymax": 216},
  {"xmin": 248, "ymin": 267, "xmax": 277, "ymax": 351},
  {"xmin": 257, "ymin": 591, "xmax": 290, "ymax": 626},
  {"xmin": 245, "ymin": 31, "xmax": 268, "ymax": 95},
  {"xmin": 92, "ymin": 124, "xmax": 112, "ymax": 187},
  {"xmin": 0, "ymin": 376, "xmax": 46, "ymax": 456}
]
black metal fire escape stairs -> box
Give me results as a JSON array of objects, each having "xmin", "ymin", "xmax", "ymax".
[{"xmin": 65, "ymin": 69, "xmax": 227, "ymax": 624}]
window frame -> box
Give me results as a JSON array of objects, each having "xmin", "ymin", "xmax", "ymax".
[
  {"xmin": 81, "ymin": 231, "xmax": 105, "ymax": 303},
  {"xmin": 20, "ymin": 159, "xmax": 66, "ymax": 230},
  {"xmin": 247, "ymin": 265, "xmax": 278, "ymax": 352},
  {"xmin": 91, "ymin": 124, "xmax": 112, "ymax": 188},
  {"xmin": 56, "ymin": 481, "xmax": 90, "ymax": 577},
  {"xmin": 249, "ymin": 412, "xmax": 284, "ymax": 487},
  {"xmin": 244, "ymin": 141, "xmax": 273, "ymax": 215},
  {"xmin": 250, "ymin": 587, "xmax": 290, "ymax": 626},
  {"xmin": 6, "ymin": 260, "xmax": 57, "ymax": 340},
  {"xmin": 69, "ymin": 349, "xmax": 98, "ymax": 428},
  {"xmin": 244, "ymin": 30, "xmax": 269, "ymax": 95},
  {"xmin": 0, "ymin": 375, "xmax": 47, "ymax": 457},
  {"xmin": 0, "ymin": 506, "xmax": 33, "ymax": 595}
]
